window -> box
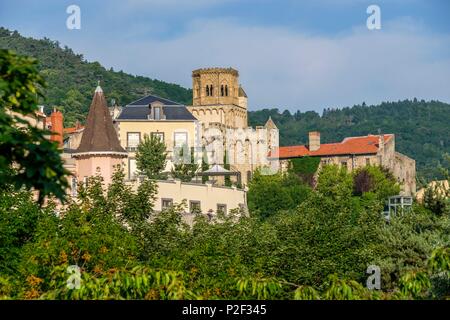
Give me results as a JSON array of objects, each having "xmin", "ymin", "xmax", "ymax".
[
  {"xmin": 127, "ymin": 132, "xmax": 140, "ymax": 151},
  {"xmin": 217, "ymin": 204, "xmax": 227, "ymax": 214},
  {"xmin": 341, "ymin": 161, "xmax": 347, "ymax": 168},
  {"xmin": 206, "ymin": 85, "xmax": 210, "ymax": 96},
  {"xmin": 247, "ymin": 171, "xmax": 252, "ymax": 183},
  {"xmin": 210, "ymin": 85, "xmax": 214, "ymax": 96},
  {"xmin": 129, "ymin": 158, "xmax": 137, "ymax": 180},
  {"xmin": 162, "ymin": 198, "xmax": 173, "ymax": 210},
  {"xmin": 154, "ymin": 106, "xmax": 161, "ymax": 120},
  {"xmin": 174, "ymin": 132, "xmax": 188, "ymax": 148},
  {"xmin": 221, "ymin": 85, "xmax": 224, "ymax": 96},
  {"xmin": 225, "ymin": 85, "xmax": 228, "ymax": 96},
  {"xmin": 190, "ymin": 201, "xmax": 201, "ymax": 214},
  {"xmin": 151, "ymin": 132, "xmax": 164, "ymax": 142},
  {"xmin": 366, "ymin": 158, "xmax": 370, "ymax": 166}
]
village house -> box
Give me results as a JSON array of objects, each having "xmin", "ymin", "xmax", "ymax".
[
  {"xmin": 273, "ymin": 131, "xmax": 416, "ymax": 195},
  {"xmin": 114, "ymin": 94, "xmax": 200, "ymax": 180}
]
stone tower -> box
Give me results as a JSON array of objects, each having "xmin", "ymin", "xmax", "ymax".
[
  {"xmin": 188, "ymin": 67, "xmax": 248, "ymax": 129},
  {"xmin": 186, "ymin": 67, "xmax": 279, "ymax": 187}
]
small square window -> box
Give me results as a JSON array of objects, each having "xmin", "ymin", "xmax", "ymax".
[
  {"xmin": 127, "ymin": 132, "xmax": 140, "ymax": 151},
  {"xmin": 174, "ymin": 132, "xmax": 188, "ymax": 148},
  {"xmin": 151, "ymin": 132, "xmax": 164, "ymax": 142},
  {"xmin": 189, "ymin": 200, "xmax": 201, "ymax": 214},
  {"xmin": 217, "ymin": 204, "xmax": 227, "ymax": 214},
  {"xmin": 162, "ymin": 198, "xmax": 173, "ymax": 210}
]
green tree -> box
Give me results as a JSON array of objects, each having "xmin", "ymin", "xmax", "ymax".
[
  {"xmin": 0, "ymin": 49, "xmax": 68, "ymax": 203},
  {"xmin": 223, "ymin": 150, "xmax": 231, "ymax": 187},
  {"xmin": 171, "ymin": 146, "xmax": 199, "ymax": 182},
  {"xmin": 201, "ymin": 147, "xmax": 209, "ymax": 184},
  {"xmin": 135, "ymin": 134, "xmax": 167, "ymax": 180},
  {"xmin": 316, "ymin": 165, "xmax": 353, "ymax": 201},
  {"xmin": 423, "ymin": 181, "xmax": 450, "ymax": 216},
  {"xmin": 353, "ymin": 166, "xmax": 400, "ymax": 200},
  {"xmin": 248, "ymin": 171, "xmax": 297, "ymax": 219}
]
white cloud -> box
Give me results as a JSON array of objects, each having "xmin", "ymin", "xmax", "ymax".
[{"xmin": 68, "ymin": 16, "xmax": 450, "ymax": 112}]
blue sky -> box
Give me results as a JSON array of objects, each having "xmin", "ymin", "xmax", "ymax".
[{"xmin": 1, "ymin": 0, "xmax": 450, "ymax": 112}]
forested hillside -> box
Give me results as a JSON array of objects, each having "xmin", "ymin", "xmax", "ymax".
[
  {"xmin": 1, "ymin": 27, "xmax": 449, "ymax": 181},
  {"xmin": 249, "ymin": 100, "xmax": 450, "ymax": 181},
  {"xmin": 0, "ymin": 27, "xmax": 192, "ymax": 126}
]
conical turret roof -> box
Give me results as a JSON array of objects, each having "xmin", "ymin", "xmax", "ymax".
[
  {"xmin": 74, "ymin": 85, "xmax": 127, "ymax": 156},
  {"xmin": 264, "ymin": 116, "xmax": 277, "ymax": 129}
]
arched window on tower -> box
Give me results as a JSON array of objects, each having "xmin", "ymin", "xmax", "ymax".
[
  {"xmin": 210, "ymin": 85, "xmax": 214, "ymax": 96},
  {"xmin": 221, "ymin": 85, "xmax": 224, "ymax": 96},
  {"xmin": 225, "ymin": 85, "xmax": 228, "ymax": 96},
  {"xmin": 206, "ymin": 85, "xmax": 210, "ymax": 96}
]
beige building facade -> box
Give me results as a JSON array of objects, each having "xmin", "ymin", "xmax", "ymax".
[{"xmin": 114, "ymin": 95, "xmax": 200, "ymax": 180}]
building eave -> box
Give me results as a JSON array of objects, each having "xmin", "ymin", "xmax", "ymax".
[{"xmin": 72, "ymin": 151, "xmax": 128, "ymax": 158}]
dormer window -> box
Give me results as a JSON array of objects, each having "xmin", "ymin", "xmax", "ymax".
[
  {"xmin": 148, "ymin": 101, "xmax": 165, "ymax": 120},
  {"xmin": 154, "ymin": 106, "xmax": 161, "ymax": 120}
]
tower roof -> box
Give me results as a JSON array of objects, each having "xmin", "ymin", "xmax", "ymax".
[
  {"xmin": 238, "ymin": 85, "xmax": 247, "ymax": 98},
  {"xmin": 192, "ymin": 67, "xmax": 239, "ymax": 77},
  {"xmin": 74, "ymin": 86, "xmax": 127, "ymax": 156},
  {"xmin": 264, "ymin": 116, "xmax": 277, "ymax": 129}
]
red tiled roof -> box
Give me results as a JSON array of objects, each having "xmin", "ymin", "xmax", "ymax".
[{"xmin": 271, "ymin": 134, "xmax": 393, "ymax": 159}]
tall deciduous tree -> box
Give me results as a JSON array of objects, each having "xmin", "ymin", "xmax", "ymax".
[{"xmin": 135, "ymin": 134, "xmax": 167, "ymax": 180}]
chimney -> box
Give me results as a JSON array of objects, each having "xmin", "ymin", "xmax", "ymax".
[
  {"xmin": 309, "ymin": 131, "xmax": 320, "ymax": 151},
  {"xmin": 50, "ymin": 108, "xmax": 64, "ymax": 148}
]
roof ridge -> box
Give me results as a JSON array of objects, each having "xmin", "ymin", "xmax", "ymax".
[{"xmin": 126, "ymin": 93, "xmax": 181, "ymax": 106}]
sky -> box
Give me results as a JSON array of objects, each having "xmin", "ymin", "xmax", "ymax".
[{"xmin": 1, "ymin": 0, "xmax": 450, "ymax": 112}]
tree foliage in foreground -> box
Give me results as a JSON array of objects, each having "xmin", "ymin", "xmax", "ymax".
[
  {"xmin": 0, "ymin": 163, "xmax": 448, "ymax": 300},
  {"xmin": 0, "ymin": 49, "xmax": 68, "ymax": 203}
]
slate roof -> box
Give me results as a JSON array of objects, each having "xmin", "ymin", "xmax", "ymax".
[
  {"xmin": 271, "ymin": 134, "xmax": 393, "ymax": 159},
  {"xmin": 127, "ymin": 94, "xmax": 182, "ymax": 106},
  {"xmin": 74, "ymin": 86, "xmax": 127, "ymax": 155},
  {"xmin": 117, "ymin": 94, "xmax": 197, "ymax": 121}
]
